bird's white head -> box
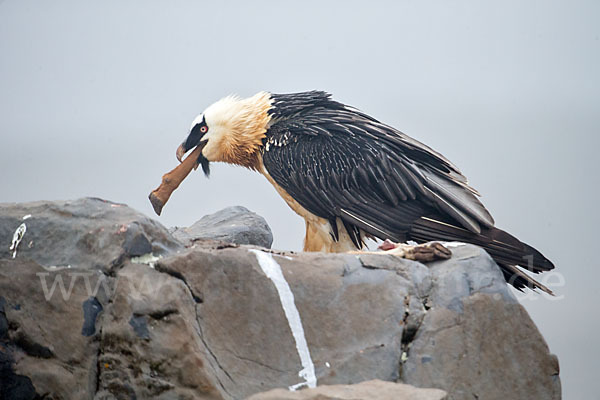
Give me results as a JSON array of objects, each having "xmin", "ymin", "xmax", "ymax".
[{"xmin": 177, "ymin": 92, "xmax": 273, "ymax": 172}]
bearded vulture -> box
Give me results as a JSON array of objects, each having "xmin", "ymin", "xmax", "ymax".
[{"xmin": 176, "ymin": 90, "xmax": 555, "ymax": 293}]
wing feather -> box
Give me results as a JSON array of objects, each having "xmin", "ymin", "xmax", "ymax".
[
  {"xmin": 260, "ymin": 91, "xmax": 555, "ymax": 293},
  {"xmin": 263, "ymin": 92, "xmax": 496, "ymax": 245}
]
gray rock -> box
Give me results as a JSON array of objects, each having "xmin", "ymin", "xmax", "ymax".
[
  {"xmin": 154, "ymin": 244, "xmax": 560, "ymax": 400},
  {"xmin": 247, "ymin": 379, "xmax": 448, "ymax": 400},
  {"xmin": 0, "ymin": 259, "xmax": 107, "ymax": 399},
  {"xmin": 401, "ymin": 246, "xmax": 561, "ymax": 400},
  {"xmin": 0, "ymin": 199, "xmax": 560, "ymax": 400},
  {"xmin": 96, "ymin": 262, "xmax": 223, "ymax": 399},
  {"xmin": 156, "ymin": 249, "xmax": 419, "ymax": 399},
  {"xmin": 170, "ymin": 206, "xmax": 273, "ymax": 248},
  {"xmin": 0, "ymin": 197, "xmax": 180, "ymax": 273}
]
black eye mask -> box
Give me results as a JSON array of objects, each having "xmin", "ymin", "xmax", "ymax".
[{"xmin": 184, "ymin": 121, "xmax": 205, "ymax": 151}]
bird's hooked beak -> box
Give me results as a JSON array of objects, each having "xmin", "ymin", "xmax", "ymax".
[
  {"xmin": 177, "ymin": 121, "xmax": 209, "ymax": 163},
  {"xmin": 176, "ymin": 143, "xmax": 187, "ymax": 163},
  {"xmin": 176, "ymin": 138, "xmax": 211, "ymax": 176},
  {"xmin": 176, "ymin": 140, "xmax": 209, "ymax": 164},
  {"xmin": 176, "ymin": 138, "xmax": 208, "ymax": 163}
]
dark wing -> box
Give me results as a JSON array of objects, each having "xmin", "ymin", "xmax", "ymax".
[{"xmin": 262, "ymin": 91, "xmax": 494, "ymax": 247}]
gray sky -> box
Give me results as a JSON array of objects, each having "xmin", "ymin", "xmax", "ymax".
[{"xmin": 1, "ymin": 1, "xmax": 598, "ymax": 398}]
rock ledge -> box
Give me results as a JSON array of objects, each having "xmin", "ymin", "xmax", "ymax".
[{"xmin": 0, "ymin": 198, "xmax": 560, "ymax": 400}]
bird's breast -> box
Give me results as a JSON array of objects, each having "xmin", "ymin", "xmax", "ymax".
[{"xmin": 259, "ymin": 163, "xmax": 362, "ymax": 253}]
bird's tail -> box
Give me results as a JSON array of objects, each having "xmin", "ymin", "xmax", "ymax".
[{"xmin": 409, "ymin": 217, "xmax": 555, "ymax": 295}]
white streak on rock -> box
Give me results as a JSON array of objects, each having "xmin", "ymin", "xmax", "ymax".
[
  {"xmin": 9, "ymin": 223, "xmax": 27, "ymax": 258},
  {"xmin": 250, "ymin": 249, "xmax": 317, "ymax": 391},
  {"xmin": 131, "ymin": 253, "xmax": 161, "ymax": 269},
  {"xmin": 443, "ymin": 242, "xmax": 467, "ymax": 248},
  {"xmin": 22, "ymin": 214, "xmax": 32, "ymax": 220},
  {"xmin": 44, "ymin": 265, "xmax": 72, "ymax": 271}
]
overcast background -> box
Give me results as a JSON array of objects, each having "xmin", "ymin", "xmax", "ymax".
[{"xmin": 1, "ymin": 1, "xmax": 598, "ymax": 398}]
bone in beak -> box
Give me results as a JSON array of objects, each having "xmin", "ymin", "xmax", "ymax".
[{"xmin": 149, "ymin": 145, "xmax": 203, "ymax": 215}]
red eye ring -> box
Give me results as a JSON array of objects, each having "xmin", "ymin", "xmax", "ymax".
[{"xmin": 200, "ymin": 126, "xmax": 208, "ymax": 134}]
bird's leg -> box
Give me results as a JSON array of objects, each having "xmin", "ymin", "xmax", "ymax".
[{"xmin": 351, "ymin": 239, "xmax": 452, "ymax": 263}]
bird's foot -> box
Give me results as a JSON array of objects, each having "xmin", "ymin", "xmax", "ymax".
[{"xmin": 352, "ymin": 240, "xmax": 452, "ymax": 262}]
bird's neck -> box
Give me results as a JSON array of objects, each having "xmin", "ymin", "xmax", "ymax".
[{"xmin": 210, "ymin": 92, "xmax": 273, "ymax": 170}]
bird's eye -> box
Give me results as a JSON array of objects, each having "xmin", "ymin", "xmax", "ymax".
[{"xmin": 200, "ymin": 126, "xmax": 208, "ymax": 134}]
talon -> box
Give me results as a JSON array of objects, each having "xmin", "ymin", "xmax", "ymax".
[
  {"xmin": 352, "ymin": 241, "xmax": 452, "ymax": 263},
  {"xmin": 404, "ymin": 242, "xmax": 452, "ymax": 262},
  {"xmin": 430, "ymin": 242, "xmax": 452, "ymax": 259}
]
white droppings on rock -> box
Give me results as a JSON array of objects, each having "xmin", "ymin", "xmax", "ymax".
[
  {"xmin": 131, "ymin": 253, "xmax": 161, "ymax": 269},
  {"xmin": 443, "ymin": 242, "xmax": 467, "ymax": 248},
  {"xmin": 325, "ymin": 362, "xmax": 331, "ymax": 368},
  {"xmin": 44, "ymin": 265, "xmax": 72, "ymax": 271},
  {"xmin": 250, "ymin": 249, "xmax": 317, "ymax": 391},
  {"xmin": 9, "ymin": 223, "xmax": 27, "ymax": 258}
]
